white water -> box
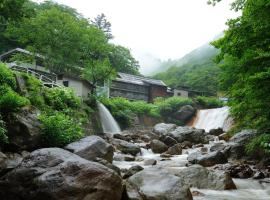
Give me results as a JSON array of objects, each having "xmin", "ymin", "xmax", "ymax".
[
  {"xmin": 97, "ymin": 102, "xmax": 121, "ymax": 134},
  {"xmin": 193, "ymin": 106, "xmax": 231, "ymax": 132}
]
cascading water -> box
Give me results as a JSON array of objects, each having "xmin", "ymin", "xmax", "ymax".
[
  {"xmin": 192, "ymin": 106, "xmax": 232, "ymax": 132},
  {"xmin": 97, "ymin": 102, "xmax": 121, "ymax": 134}
]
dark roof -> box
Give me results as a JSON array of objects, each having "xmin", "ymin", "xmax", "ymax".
[
  {"xmin": 0, "ymin": 48, "xmax": 44, "ymax": 60},
  {"xmin": 117, "ymin": 72, "xmax": 166, "ymax": 87}
]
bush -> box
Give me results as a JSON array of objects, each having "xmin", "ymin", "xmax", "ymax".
[
  {"xmin": 246, "ymin": 134, "xmax": 270, "ymax": 154},
  {"xmin": 0, "ymin": 62, "xmax": 16, "ymax": 89},
  {"xmin": 39, "ymin": 112, "xmax": 84, "ymax": 147},
  {"xmin": 195, "ymin": 96, "xmax": 224, "ymax": 108},
  {"xmin": 154, "ymin": 96, "xmax": 193, "ymax": 116},
  {"xmin": 44, "ymin": 87, "xmax": 81, "ymax": 111},
  {"xmin": 0, "ymin": 85, "xmax": 29, "ymax": 114},
  {"xmin": 0, "ymin": 115, "xmax": 8, "ymax": 144}
]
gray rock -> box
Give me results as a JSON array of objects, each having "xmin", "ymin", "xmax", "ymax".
[
  {"xmin": 123, "ymin": 165, "xmax": 144, "ymax": 179},
  {"xmin": 94, "ymin": 157, "xmax": 121, "ymax": 175},
  {"xmin": 144, "ymin": 159, "xmax": 157, "ymax": 166},
  {"xmin": 166, "ymin": 143, "xmax": 182, "ymax": 155},
  {"xmin": 0, "ymin": 148, "xmax": 123, "ymax": 200},
  {"xmin": 172, "ymin": 105, "xmax": 196, "ymax": 123},
  {"xmin": 210, "ymin": 143, "xmax": 226, "ymax": 152},
  {"xmin": 153, "ymin": 123, "xmax": 177, "ymax": 136},
  {"xmin": 112, "ymin": 139, "xmax": 141, "ymax": 156},
  {"xmin": 218, "ymin": 132, "xmax": 231, "ymax": 141},
  {"xmin": 125, "ymin": 167, "xmax": 193, "ymax": 200},
  {"xmin": 113, "ymin": 154, "xmax": 135, "ymax": 161},
  {"xmin": 209, "ymin": 128, "xmax": 224, "ymax": 136},
  {"xmin": 173, "ymin": 165, "xmax": 236, "ymax": 190},
  {"xmin": 150, "ymin": 139, "xmax": 168, "ymax": 153},
  {"xmin": 65, "ymin": 135, "xmax": 114, "ymax": 163},
  {"xmin": 160, "ymin": 136, "xmax": 178, "ymax": 147},
  {"xmin": 170, "ymin": 126, "xmax": 205, "ymax": 144},
  {"xmin": 188, "ymin": 151, "xmax": 228, "ymax": 167}
]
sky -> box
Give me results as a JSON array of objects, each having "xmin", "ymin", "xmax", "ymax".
[{"xmin": 37, "ymin": 0, "xmax": 239, "ymax": 74}]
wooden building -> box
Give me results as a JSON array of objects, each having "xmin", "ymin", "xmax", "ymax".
[
  {"xmin": 109, "ymin": 73, "xmax": 169, "ymax": 102},
  {"xmin": 174, "ymin": 86, "xmax": 215, "ymax": 98}
]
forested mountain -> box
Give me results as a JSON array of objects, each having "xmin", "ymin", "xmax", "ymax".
[{"xmin": 153, "ymin": 42, "xmax": 220, "ymax": 94}]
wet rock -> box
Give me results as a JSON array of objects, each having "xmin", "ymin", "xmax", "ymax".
[
  {"xmin": 113, "ymin": 133, "xmax": 131, "ymax": 141},
  {"xmin": 0, "ymin": 152, "xmax": 24, "ymax": 176},
  {"xmin": 209, "ymin": 128, "xmax": 224, "ymax": 136},
  {"xmin": 150, "ymin": 139, "xmax": 168, "ymax": 153},
  {"xmin": 160, "ymin": 153, "xmax": 173, "ymax": 158},
  {"xmin": 94, "ymin": 157, "xmax": 121, "ymax": 175},
  {"xmin": 226, "ymin": 164, "xmax": 254, "ymax": 178},
  {"xmin": 172, "ymin": 105, "xmax": 196, "ymax": 123},
  {"xmin": 181, "ymin": 141, "xmax": 193, "ymax": 149},
  {"xmin": 198, "ymin": 151, "xmax": 228, "ymax": 167},
  {"xmin": 170, "ymin": 126, "xmax": 205, "ymax": 144},
  {"xmin": 153, "ymin": 123, "xmax": 177, "ymax": 136},
  {"xmin": 192, "ymin": 190, "xmax": 205, "ymax": 197},
  {"xmin": 125, "ymin": 167, "xmax": 193, "ymax": 200},
  {"xmin": 194, "ymin": 143, "xmax": 204, "ymax": 148},
  {"xmin": 173, "ymin": 165, "xmax": 236, "ymax": 190},
  {"xmin": 210, "ymin": 143, "xmax": 226, "ymax": 152},
  {"xmin": 0, "ymin": 148, "xmax": 123, "ymax": 200},
  {"xmin": 218, "ymin": 132, "xmax": 231, "ymax": 141},
  {"xmin": 253, "ymin": 171, "xmax": 265, "ymax": 179},
  {"xmin": 144, "ymin": 159, "xmax": 157, "ymax": 166},
  {"xmin": 112, "ymin": 139, "xmax": 141, "ymax": 156},
  {"xmin": 65, "ymin": 135, "xmax": 114, "ymax": 163},
  {"xmin": 4, "ymin": 108, "xmax": 41, "ymax": 151},
  {"xmin": 166, "ymin": 143, "xmax": 182, "ymax": 155},
  {"xmin": 123, "ymin": 165, "xmax": 144, "ymax": 179},
  {"xmin": 114, "ymin": 154, "xmax": 135, "ymax": 161},
  {"xmin": 204, "ymin": 134, "xmax": 216, "ymax": 142},
  {"xmin": 160, "ymin": 136, "xmax": 178, "ymax": 147},
  {"xmin": 200, "ymin": 147, "xmax": 208, "ymax": 153}
]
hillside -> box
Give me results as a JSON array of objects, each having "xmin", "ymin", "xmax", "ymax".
[{"xmin": 153, "ymin": 42, "xmax": 220, "ymax": 94}]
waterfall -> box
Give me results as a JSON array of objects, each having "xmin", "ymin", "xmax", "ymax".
[
  {"xmin": 192, "ymin": 106, "xmax": 232, "ymax": 132},
  {"xmin": 97, "ymin": 102, "xmax": 121, "ymax": 134}
]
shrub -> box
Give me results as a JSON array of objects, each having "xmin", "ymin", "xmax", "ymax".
[
  {"xmin": 195, "ymin": 96, "xmax": 224, "ymax": 108},
  {"xmin": 0, "ymin": 85, "xmax": 29, "ymax": 114},
  {"xmin": 246, "ymin": 134, "xmax": 270, "ymax": 154},
  {"xmin": 0, "ymin": 62, "xmax": 16, "ymax": 89},
  {"xmin": 39, "ymin": 112, "xmax": 84, "ymax": 147},
  {"xmin": 154, "ymin": 96, "xmax": 193, "ymax": 116},
  {"xmin": 0, "ymin": 115, "xmax": 8, "ymax": 144},
  {"xmin": 44, "ymin": 87, "xmax": 81, "ymax": 111}
]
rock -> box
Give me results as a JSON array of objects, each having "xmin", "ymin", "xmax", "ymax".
[
  {"xmin": 112, "ymin": 139, "xmax": 141, "ymax": 156},
  {"xmin": 150, "ymin": 139, "xmax": 168, "ymax": 153},
  {"xmin": 125, "ymin": 167, "xmax": 193, "ymax": 200},
  {"xmin": 225, "ymin": 164, "xmax": 254, "ymax": 178},
  {"xmin": 160, "ymin": 153, "xmax": 173, "ymax": 158},
  {"xmin": 204, "ymin": 134, "xmax": 216, "ymax": 142},
  {"xmin": 144, "ymin": 159, "xmax": 157, "ymax": 166},
  {"xmin": 253, "ymin": 171, "xmax": 265, "ymax": 179},
  {"xmin": 198, "ymin": 151, "xmax": 228, "ymax": 167},
  {"xmin": 153, "ymin": 123, "xmax": 177, "ymax": 136},
  {"xmin": 94, "ymin": 157, "xmax": 121, "ymax": 175},
  {"xmin": 173, "ymin": 165, "xmax": 236, "ymax": 190},
  {"xmin": 210, "ymin": 143, "xmax": 226, "ymax": 152},
  {"xmin": 4, "ymin": 108, "xmax": 41, "ymax": 151},
  {"xmin": 113, "ymin": 133, "xmax": 131, "ymax": 141},
  {"xmin": 200, "ymin": 147, "xmax": 208, "ymax": 153},
  {"xmin": 194, "ymin": 143, "xmax": 204, "ymax": 148},
  {"xmin": 160, "ymin": 136, "xmax": 178, "ymax": 147},
  {"xmin": 114, "ymin": 154, "xmax": 135, "ymax": 161},
  {"xmin": 169, "ymin": 126, "xmax": 205, "ymax": 144},
  {"xmin": 0, "ymin": 152, "xmax": 24, "ymax": 176},
  {"xmin": 172, "ymin": 105, "xmax": 196, "ymax": 123},
  {"xmin": 0, "ymin": 148, "xmax": 123, "ymax": 200},
  {"xmin": 166, "ymin": 143, "xmax": 182, "ymax": 155},
  {"xmin": 123, "ymin": 165, "xmax": 144, "ymax": 179},
  {"xmin": 218, "ymin": 132, "xmax": 231, "ymax": 141},
  {"xmin": 209, "ymin": 128, "xmax": 224, "ymax": 136},
  {"xmin": 181, "ymin": 141, "xmax": 193, "ymax": 149},
  {"xmin": 65, "ymin": 135, "xmax": 114, "ymax": 163}
]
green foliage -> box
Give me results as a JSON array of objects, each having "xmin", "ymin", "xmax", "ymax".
[
  {"xmin": 39, "ymin": 112, "xmax": 83, "ymax": 147},
  {"xmin": 0, "ymin": 115, "xmax": 8, "ymax": 144},
  {"xmin": 195, "ymin": 96, "xmax": 224, "ymax": 108},
  {"xmin": 0, "ymin": 85, "xmax": 29, "ymax": 114},
  {"xmin": 44, "ymin": 87, "xmax": 80, "ymax": 111},
  {"xmin": 246, "ymin": 134, "xmax": 270, "ymax": 154},
  {"xmin": 154, "ymin": 97, "xmax": 193, "ymax": 116},
  {"xmin": 212, "ymin": 0, "xmax": 270, "ymax": 153},
  {"xmin": 0, "ymin": 62, "xmax": 16, "ymax": 89}
]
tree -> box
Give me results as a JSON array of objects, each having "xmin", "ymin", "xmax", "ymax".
[
  {"xmin": 91, "ymin": 13, "xmax": 113, "ymax": 40},
  {"xmin": 207, "ymin": 0, "xmax": 246, "ymax": 11},
  {"xmin": 109, "ymin": 45, "xmax": 140, "ymax": 75}
]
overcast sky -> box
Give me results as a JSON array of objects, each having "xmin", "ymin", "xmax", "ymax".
[{"xmin": 37, "ymin": 0, "xmax": 239, "ymax": 74}]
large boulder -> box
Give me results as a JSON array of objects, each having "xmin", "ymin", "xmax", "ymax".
[
  {"xmin": 123, "ymin": 165, "xmax": 144, "ymax": 179},
  {"xmin": 125, "ymin": 167, "xmax": 193, "ymax": 200},
  {"xmin": 166, "ymin": 143, "xmax": 182, "ymax": 155},
  {"xmin": 153, "ymin": 123, "xmax": 177, "ymax": 136},
  {"xmin": 209, "ymin": 128, "xmax": 224, "ymax": 136},
  {"xmin": 0, "ymin": 148, "xmax": 123, "ymax": 200},
  {"xmin": 228, "ymin": 130, "xmax": 257, "ymax": 159},
  {"xmin": 150, "ymin": 139, "xmax": 168, "ymax": 154},
  {"xmin": 169, "ymin": 126, "xmax": 205, "ymax": 144},
  {"xmin": 4, "ymin": 108, "xmax": 41, "ymax": 151},
  {"xmin": 172, "ymin": 105, "xmax": 196, "ymax": 123},
  {"xmin": 172, "ymin": 165, "xmax": 236, "ymax": 190},
  {"xmin": 188, "ymin": 151, "xmax": 228, "ymax": 167},
  {"xmin": 112, "ymin": 139, "xmax": 141, "ymax": 156},
  {"xmin": 160, "ymin": 136, "xmax": 178, "ymax": 147},
  {"xmin": 65, "ymin": 135, "xmax": 114, "ymax": 163}
]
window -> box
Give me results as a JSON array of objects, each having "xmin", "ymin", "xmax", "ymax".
[
  {"xmin": 178, "ymin": 92, "xmax": 182, "ymax": 96},
  {"xmin": 63, "ymin": 81, "xmax": 69, "ymax": 87}
]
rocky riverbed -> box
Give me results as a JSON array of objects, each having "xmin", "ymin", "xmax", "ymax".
[{"xmin": 0, "ymin": 123, "xmax": 270, "ymax": 200}]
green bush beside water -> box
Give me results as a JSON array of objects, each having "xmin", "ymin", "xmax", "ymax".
[{"xmin": 195, "ymin": 96, "xmax": 224, "ymax": 108}]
